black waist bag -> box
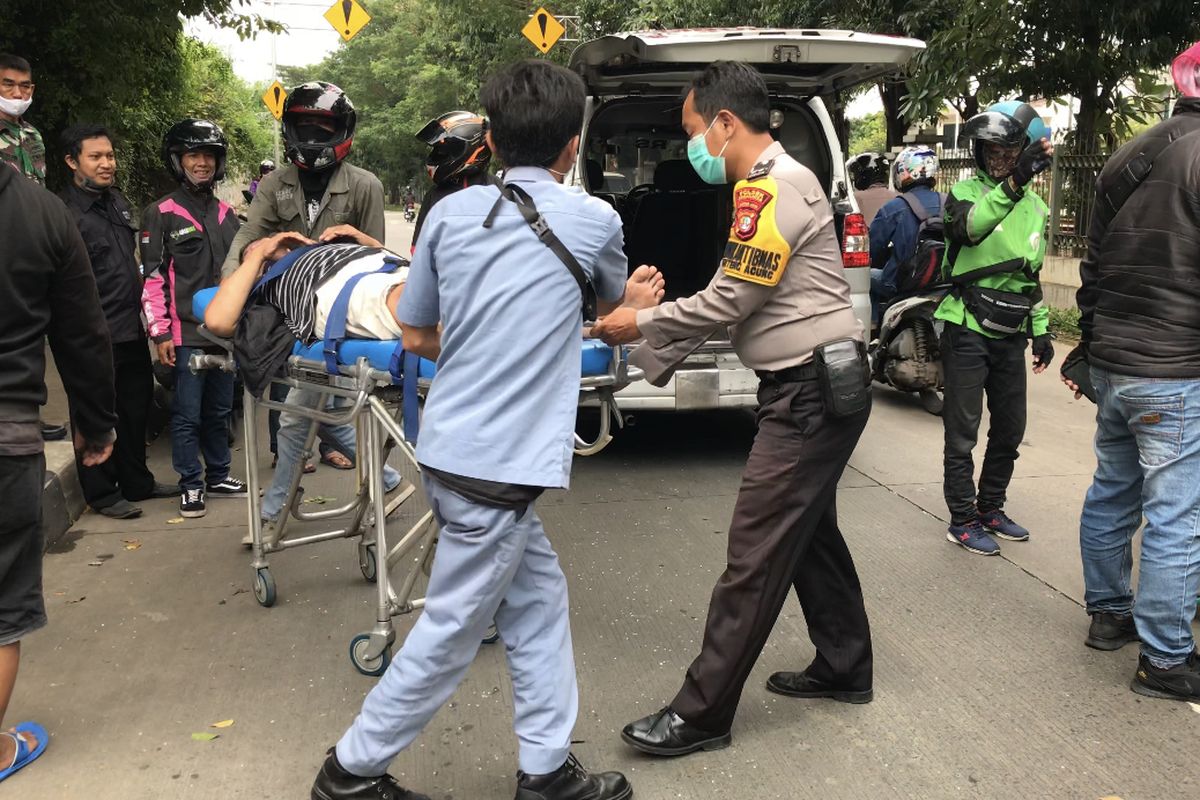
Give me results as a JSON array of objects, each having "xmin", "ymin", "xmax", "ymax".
[
  {"xmin": 814, "ymin": 339, "xmax": 871, "ymax": 417},
  {"xmin": 959, "ymin": 283, "xmax": 1032, "ymax": 336}
]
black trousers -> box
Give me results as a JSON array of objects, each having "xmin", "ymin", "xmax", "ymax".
[
  {"xmin": 75, "ymin": 339, "xmax": 156, "ymax": 508},
  {"xmin": 940, "ymin": 323, "xmax": 1028, "ymax": 524},
  {"xmin": 672, "ymin": 377, "xmax": 873, "ymax": 732},
  {"xmin": 0, "ymin": 453, "xmax": 46, "ymax": 645}
]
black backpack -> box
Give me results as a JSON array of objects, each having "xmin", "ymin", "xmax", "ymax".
[{"xmin": 893, "ymin": 191, "xmax": 947, "ymax": 295}]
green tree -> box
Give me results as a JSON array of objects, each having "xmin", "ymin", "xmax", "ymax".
[{"xmin": 847, "ymin": 112, "xmax": 886, "ymax": 155}]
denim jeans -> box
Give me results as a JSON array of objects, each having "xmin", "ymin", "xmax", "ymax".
[
  {"xmin": 267, "ymin": 381, "xmax": 341, "ymax": 461},
  {"xmin": 172, "ymin": 346, "xmax": 234, "ymax": 491},
  {"xmin": 262, "ymin": 386, "xmax": 401, "ymax": 521},
  {"xmin": 1080, "ymin": 367, "xmax": 1200, "ymax": 668}
]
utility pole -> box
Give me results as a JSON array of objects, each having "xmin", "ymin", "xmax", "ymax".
[{"xmin": 271, "ymin": 0, "xmax": 281, "ymax": 164}]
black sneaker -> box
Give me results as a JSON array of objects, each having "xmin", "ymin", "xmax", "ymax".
[
  {"xmin": 97, "ymin": 499, "xmax": 143, "ymax": 520},
  {"xmin": 311, "ymin": 748, "xmax": 430, "ymax": 800},
  {"xmin": 1085, "ymin": 611, "xmax": 1139, "ymax": 651},
  {"xmin": 180, "ymin": 488, "xmax": 206, "ymax": 518},
  {"xmin": 516, "ymin": 754, "xmax": 632, "ymax": 800},
  {"xmin": 206, "ymin": 477, "xmax": 248, "ymax": 496},
  {"xmin": 1131, "ymin": 651, "xmax": 1200, "ymax": 701}
]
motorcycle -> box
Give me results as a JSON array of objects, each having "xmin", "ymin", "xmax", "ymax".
[
  {"xmin": 403, "ymin": 204, "xmax": 416, "ymax": 223},
  {"xmin": 869, "ymin": 286, "xmax": 949, "ymax": 415}
]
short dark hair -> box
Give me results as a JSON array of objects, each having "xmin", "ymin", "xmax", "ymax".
[
  {"xmin": 480, "ymin": 60, "xmax": 585, "ymax": 168},
  {"xmin": 0, "ymin": 54, "xmax": 32, "ymax": 74},
  {"xmin": 61, "ymin": 124, "xmax": 112, "ymax": 161},
  {"xmin": 690, "ymin": 61, "xmax": 770, "ymax": 134}
]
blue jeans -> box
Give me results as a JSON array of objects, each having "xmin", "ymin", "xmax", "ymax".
[
  {"xmin": 172, "ymin": 346, "xmax": 234, "ymax": 491},
  {"xmin": 262, "ymin": 386, "xmax": 400, "ymax": 521},
  {"xmin": 336, "ymin": 473, "xmax": 577, "ymax": 776},
  {"xmin": 1080, "ymin": 367, "xmax": 1200, "ymax": 668}
]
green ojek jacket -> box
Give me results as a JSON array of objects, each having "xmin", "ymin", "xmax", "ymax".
[{"xmin": 935, "ymin": 170, "xmax": 1050, "ymax": 338}]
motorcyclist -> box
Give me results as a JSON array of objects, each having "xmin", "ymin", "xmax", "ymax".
[
  {"xmin": 248, "ymin": 158, "xmax": 275, "ymax": 197},
  {"xmin": 937, "ymin": 100, "xmax": 1054, "ymax": 556},
  {"xmin": 847, "ymin": 151, "xmax": 896, "ymax": 230},
  {"xmin": 869, "ymin": 146, "xmax": 943, "ymax": 322},
  {"xmin": 411, "ymin": 110, "xmax": 492, "ymax": 249}
]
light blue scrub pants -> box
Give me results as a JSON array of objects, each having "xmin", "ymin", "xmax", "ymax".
[{"xmin": 336, "ymin": 472, "xmax": 578, "ymax": 776}]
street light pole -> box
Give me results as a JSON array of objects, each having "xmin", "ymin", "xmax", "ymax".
[{"xmin": 271, "ymin": 0, "xmax": 281, "ymax": 164}]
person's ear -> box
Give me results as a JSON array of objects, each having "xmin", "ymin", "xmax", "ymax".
[
  {"xmin": 64, "ymin": 154, "xmax": 77, "ymax": 172},
  {"xmin": 567, "ymin": 134, "xmax": 580, "ymax": 161}
]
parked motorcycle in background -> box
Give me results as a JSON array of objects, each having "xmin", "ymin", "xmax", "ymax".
[{"xmin": 870, "ymin": 288, "xmax": 947, "ymax": 415}]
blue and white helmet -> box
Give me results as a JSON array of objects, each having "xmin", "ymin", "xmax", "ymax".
[{"xmin": 893, "ymin": 146, "xmax": 938, "ymax": 190}]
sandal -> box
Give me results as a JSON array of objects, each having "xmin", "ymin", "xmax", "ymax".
[
  {"xmin": 320, "ymin": 450, "xmax": 354, "ymax": 470},
  {"xmin": 303, "ymin": 460, "xmax": 317, "ymax": 474},
  {"xmin": 0, "ymin": 721, "xmax": 48, "ymax": 782}
]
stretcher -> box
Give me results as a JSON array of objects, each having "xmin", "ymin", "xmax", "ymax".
[{"xmin": 189, "ymin": 285, "xmax": 639, "ymax": 675}]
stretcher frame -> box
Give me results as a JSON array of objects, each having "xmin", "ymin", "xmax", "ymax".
[{"xmin": 189, "ymin": 326, "xmax": 638, "ymax": 675}]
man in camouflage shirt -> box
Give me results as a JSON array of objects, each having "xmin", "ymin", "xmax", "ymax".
[{"xmin": 0, "ymin": 54, "xmax": 45, "ymax": 185}]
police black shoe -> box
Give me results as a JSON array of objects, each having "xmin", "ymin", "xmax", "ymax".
[
  {"xmin": 620, "ymin": 706, "xmax": 730, "ymax": 757},
  {"xmin": 1130, "ymin": 651, "xmax": 1200, "ymax": 702},
  {"xmin": 766, "ymin": 670, "xmax": 873, "ymax": 704},
  {"xmin": 1085, "ymin": 611, "xmax": 1139, "ymax": 651},
  {"xmin": 515, "ymin": 753, "xmax": 631, "ymax": 800},
  {"xmin": 311, "ymin": 748, "xmax": 430, "ymax": 800},
  {"xmin": 41, "ymin": 422, "xmax": 68, "ymax": 441}
]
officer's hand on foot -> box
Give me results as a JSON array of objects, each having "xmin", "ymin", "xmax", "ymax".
[
  {"xmin": 1031, "ymin": 333, "xmax": 1055, "ymax": 374},
  {"xmin": 1011, "ymin": 138, "xmax": 1054, "ymax": 188},
  {"xmin": 589, "ymin": 306, "xmax": 641, "ymax": 345},
  {"xmin": 623, "ymin": 265, "xmax": 665, "ymax": 310}
]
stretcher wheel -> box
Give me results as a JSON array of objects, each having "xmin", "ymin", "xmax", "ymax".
[
  {"xmin": 350, "ymin": 634, "xmax": 391, "ymax": 677},
  {"xmin": 482, "ymin": 623, "xmax": 500, "ymax": 645},
  {"xmin": 358, "ymin": 543, "xmax": 378, "ymax": 583},
  {"xmin": 254, "ymin": 568, "xmax": 276, "ymax": 608}
]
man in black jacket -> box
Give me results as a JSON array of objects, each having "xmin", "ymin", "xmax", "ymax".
[
  {"xmin": 0, "ymin": 162, "xmax": 117, "ymax": 775},
  {"xmin": 58, "ymin": 124, "xmax": 173, "ymax": 519},
  {"xmin": 1064, "ymin": 41, "xmax": 1200, "ymax": 703}
]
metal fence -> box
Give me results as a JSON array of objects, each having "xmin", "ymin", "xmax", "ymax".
[{"xmin": 934, "ymin": 147, "xmax": 1108, "ymax": 258}]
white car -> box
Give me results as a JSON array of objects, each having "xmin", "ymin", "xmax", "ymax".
[{"xmin": 568, "ymin": 28, "xmax": 924, "ymax": 411}]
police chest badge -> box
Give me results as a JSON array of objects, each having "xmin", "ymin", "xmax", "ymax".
[{"xmin": 734, "ymin": 186, "xmax": 772, "ymax": 241}]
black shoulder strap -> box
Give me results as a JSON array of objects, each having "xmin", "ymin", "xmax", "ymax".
[
  {"xmin": 482, "ymin": 182, "xmax": 596, "ymax": 319},
  {"xmin": 899, "ymin": 191, "xmax": 930, "ymax": 223}
]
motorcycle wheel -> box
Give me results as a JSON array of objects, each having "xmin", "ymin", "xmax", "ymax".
[{"xmin": 919, "ymin": 389, "xmax": 944, "ymax": 416}]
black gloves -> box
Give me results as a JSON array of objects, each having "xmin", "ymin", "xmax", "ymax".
[
  {"xmin": 1011, "ymin": 140, "xmax": 1054, "ymax": 188},
  {"xmin": 1032, "ymin": 334, "xmax": 1055, "ymax": 369}
]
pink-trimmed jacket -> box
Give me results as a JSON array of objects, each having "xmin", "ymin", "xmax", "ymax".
[{"xmin": 139, "ymin": 187, "xmax": 239, "ymax": 347}]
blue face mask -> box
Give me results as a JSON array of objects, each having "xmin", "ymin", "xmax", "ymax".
[{"xmin": 687, "ymin": 116, "xmax": 730, "ymax": 185}]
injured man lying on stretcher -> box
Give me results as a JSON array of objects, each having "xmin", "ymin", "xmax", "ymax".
[{"xmin": 205, "ymin": 228, "xmax": 409, "ymax": 546}]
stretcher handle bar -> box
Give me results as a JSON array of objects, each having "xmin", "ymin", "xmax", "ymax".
[
  {"xmin": 367, "ymin": 396, "xmax": 420, "ymax": 461},
  {"xmin": 255, "ymin": 384, "xmax": 371, "ymax": 427},
  {"xmin": 188, "ymin": 352, "xmax": 236, "ymax": 374},
  {"xmin": 269, "ymin": 527, "xmax": 361, "ymax": 551},
  {"xmin": 294, "ymin": 495, "xmax": 367, "ymax": 521},
  {"xmin": 574, "ymin": 389, "xmax": 614, "ymax": 456}
]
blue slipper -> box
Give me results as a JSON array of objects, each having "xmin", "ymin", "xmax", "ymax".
[{"xmin": 0, "ymin": 721, "xmax": 48, "ymax": 782}]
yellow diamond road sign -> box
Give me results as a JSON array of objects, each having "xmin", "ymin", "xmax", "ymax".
[
  {"xmin": 262, "ymin": 81, "xmax": 287, "ymax": 121},
  {"xmin": 522, "ymin": 7, "xmax": 565, "ymax": 55},
  {"xmin": 324, "ymin": 0, "xmax": 371, "ymax": 42}
]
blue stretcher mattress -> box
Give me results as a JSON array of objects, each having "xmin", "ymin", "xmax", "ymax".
[{"xmin": 192, "ymin": 287, "xmax": 614, "ymax": 379}]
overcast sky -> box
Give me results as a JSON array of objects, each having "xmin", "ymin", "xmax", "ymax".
[{"xmin": 185, "ymin": 3, "xmax": 884, "ymax": 117}]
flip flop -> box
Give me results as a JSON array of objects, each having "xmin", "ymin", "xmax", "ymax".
[
  {"xmin": 303, "ymin": 461, "xmax": 317, "ymax": 474},
  {"xmin": 0, "ymin": 721, "xmax": 48, "ymax": 782},
  {"xmin": 320, "ymin": 451, "xmax": 354, "ymax": 470}
]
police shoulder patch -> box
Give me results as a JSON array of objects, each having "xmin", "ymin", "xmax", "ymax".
[{"xmin": 721, "ymin": 177, "xmax": 792, "ymax": 287}]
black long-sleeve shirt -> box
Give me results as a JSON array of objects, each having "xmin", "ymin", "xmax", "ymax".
[{"xmin": 0, "ymin": 166, "xmax": 117, "ymax": 446}]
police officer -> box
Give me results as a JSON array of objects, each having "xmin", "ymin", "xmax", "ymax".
[{"xmin": 593, "ymin": 61, "xmax": 874, "ymax": 756}]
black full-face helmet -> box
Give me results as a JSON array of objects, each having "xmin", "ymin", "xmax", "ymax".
[
  {"xmin": 416, "ymin": 110, "xmax": 491, "ymax": 185},
  {"xmin": 282, "ymin": 81, "xmax": 357, "ymax": 171},
  {"xmin": 960, "ymin": 100, "xmax": 1050, "ymax": 174}
]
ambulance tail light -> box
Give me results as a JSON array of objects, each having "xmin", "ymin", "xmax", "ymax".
[{"xmin": 842, "ymin": 213, "xmax": 870, "ymax": 268}]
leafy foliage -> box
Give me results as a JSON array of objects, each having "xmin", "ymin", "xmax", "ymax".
[{"xmin": 847, "ymin": 112, "xmax": 887, "ymax": 156}]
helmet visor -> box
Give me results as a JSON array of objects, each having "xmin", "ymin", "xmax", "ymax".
[{"xmin": 960, "ymin": 111, "xmax": 1027, "ymax": 148}]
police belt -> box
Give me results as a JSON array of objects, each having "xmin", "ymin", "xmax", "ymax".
[{"xmin": 755, "ymin": 362, "xmax": 818, "ymax": 383}]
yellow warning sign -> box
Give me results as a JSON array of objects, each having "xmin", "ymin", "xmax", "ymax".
[
  {"xmin": 522, "ymin": 7, "xmax": 565, "ymax": 55},
  {"xmin": 262, "ymin": 81, "xmax": 288, "ymax": 121},
  {"xmin": 323, "ymin": 0, "xmax": 371, "ymax": 42}
]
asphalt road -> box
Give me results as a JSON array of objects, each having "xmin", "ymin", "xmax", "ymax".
[{"xmin": 13, "ymin": 211, "xmax": 1199, "ymax": 800}]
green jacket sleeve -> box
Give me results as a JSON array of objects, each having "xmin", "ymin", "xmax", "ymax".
[
  {"xmin": 944, "ymin": 179, "xmax": 1025, "ymax": 246},
  {"xmin": 222, "ymin": 186, "xmax": 283, "ymax": 279},
  {"xmin": 356, "ymin": 172, "xmax": 386, "ymax": 246}
]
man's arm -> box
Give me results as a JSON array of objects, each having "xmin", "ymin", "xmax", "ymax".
[
  {"xmin": 207, "ymin": 231, "xmax": 315, "ymax": 337},
  {"xmin": 944, "ymin": 181, "xmax": 1023, "ymax": 247},
  {"xmin": 222, "ymin": 183, "xmax": 284, "ymax": 278},
  {"xmin": 47, "ymin": 204, "xmax": 117, "ymax": 453},
  {"xmin": 395, "ymin": 205, "xmax": 441, "ymax": 355},
  {"xmin": 399, "ymin": 323, "xmax": 440, "ymax": 360},
  {"xmin": 868, "ymin": 203, "xmax": 898, "ymax": 270}
]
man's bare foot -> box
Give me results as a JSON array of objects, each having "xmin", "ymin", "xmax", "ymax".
[
  {"xmin": 624, "ymin": 264, "xmax": 665, "ymax": 310},
  {"xmin": 0, "ymin": 727, "xmax": 37, "ymax": 768}
]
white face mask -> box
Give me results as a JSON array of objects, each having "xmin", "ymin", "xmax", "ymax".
[{"xmin": 0, "ymin": 95, "xmax": 32, "ymax": 118}]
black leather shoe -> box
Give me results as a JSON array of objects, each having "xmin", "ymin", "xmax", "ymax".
[
  {"xmin": 1085, "ymin": 611, "xmax": 1139, "ymax": 651},
  {"xmin": 97, "ymin": 499, "xmax": 143, "ymax": 520},
  {"xmin": 766, "ymin": 671, "xmax": 873, "ymax": 704},
  {"xmin": 620, "ymin": 706, "xmax": 730, "ymax": 757},
  {"xmin": 1131, "ymin": 650, "xmax": 1200, "ymax": 702},
  {"xmin": 41, "ymin": 423, "xmax": 68, "ymax": 441},
  {"xmin": 149, "ymin": 482, "xmax": 179, "ymax": 499},
  {"xmin": 311, "ymin": 748, "xmax": 430, "ymax": 800},
  {"xmin": 515, "ymin": 753, "xmax": 631, "ymax": 800}
]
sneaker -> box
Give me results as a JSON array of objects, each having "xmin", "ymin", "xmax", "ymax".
[
  {"xmin": 311, "ymin": 748, "xmax": 429, "ymax": 800},
  {"xmin": 1085, "ymin": 611, "xmax": 1139, "ymax": 651},
  {"xmin": 97, "ymin": 499, "xmax": 143, "ymax": 520},
  {"xmin": 1131, "ymin": 651, "xmax": 1200, "ymax": 701},
  {"xmin": 946, "ymin": 519, "xmax": 1000, "ymax": 556},
  {"xmin": 979, "ymin": 508, "xmax": 1030, "ymax": 541},
  {"xmin": 516, "ymin": 754, "xmax": 632, "ymax": 800},
  {"xmin": 206, "ymin": 477, "xmax": 248, "ymax": 496},
  {"xmin": 180, "ymin": 488, "xmax": 206, "ymax": 518}
]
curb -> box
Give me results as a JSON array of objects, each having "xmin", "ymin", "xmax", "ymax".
[{"xmin": 42, "ymin": 441, "xmax": 85, "ymax": 552}]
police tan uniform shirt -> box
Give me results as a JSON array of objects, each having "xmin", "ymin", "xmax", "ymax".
[
  {"xmin": 220, "ymin": 160, "xmax": 385, "ymax": 278},
  {"xmin": 635, "ymin": 141, "xmax": 861, "ymax": 372}
]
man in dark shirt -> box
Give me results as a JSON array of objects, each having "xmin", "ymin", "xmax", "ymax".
[{"xmin": 58, "ymin": 124, "xmax": 173, "ymax": 519}]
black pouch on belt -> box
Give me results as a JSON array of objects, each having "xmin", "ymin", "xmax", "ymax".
[
  {"xmin": 959, "ymin": 283, "xmax": 1032, "ymax": 336},
  {"xmin": 814, "ymin": 338, "xmax": 871, "ymax": 417}
]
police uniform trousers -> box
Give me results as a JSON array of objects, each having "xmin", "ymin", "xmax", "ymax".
[
  {"xmin": 336, "ymin": 472, "xmax": 579, "ymax": 777},
  {"xmin": 672, "ymin": 375, "xmax": 873, "ymax": 732}
]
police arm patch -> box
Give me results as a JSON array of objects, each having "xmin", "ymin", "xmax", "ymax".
[{"xmin": 721, "ymin": 178, "xmax": 792, "ymax": 287}]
